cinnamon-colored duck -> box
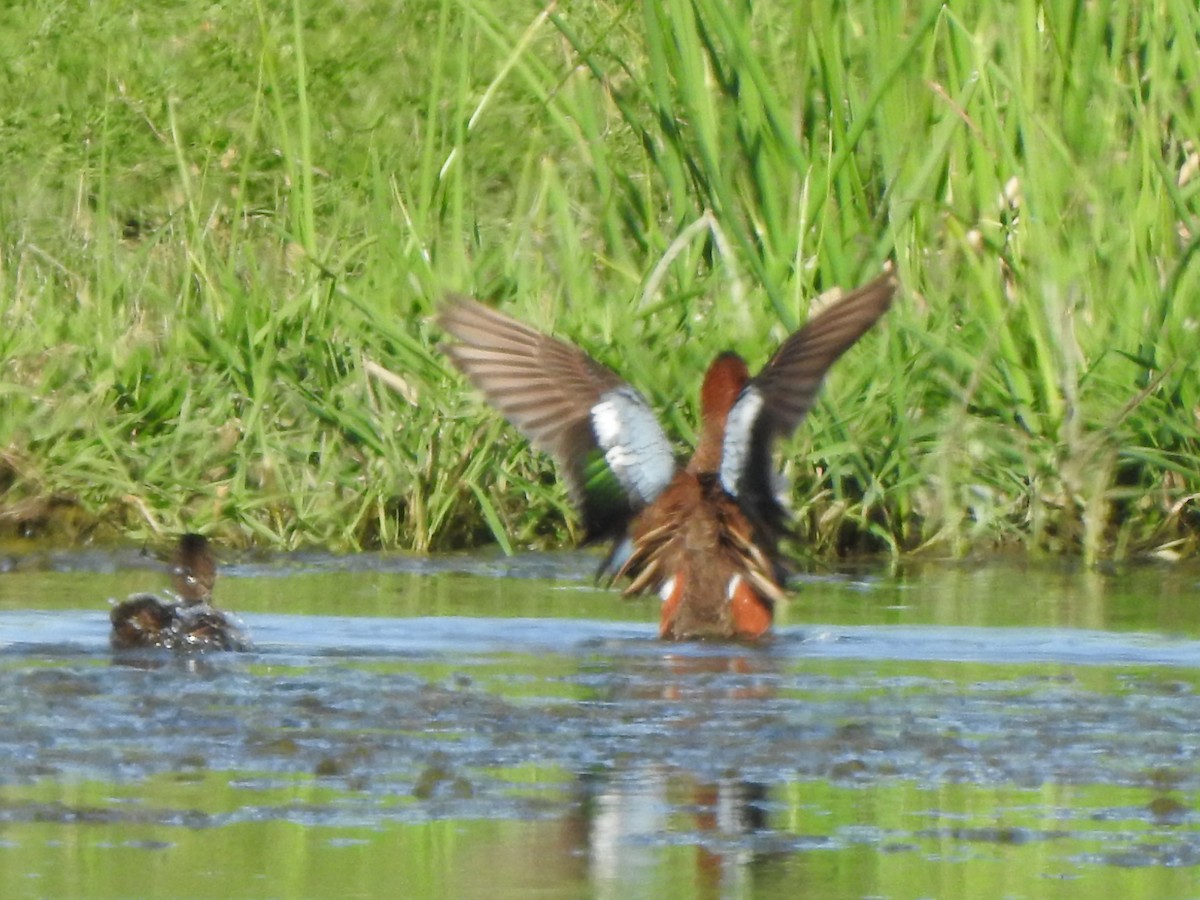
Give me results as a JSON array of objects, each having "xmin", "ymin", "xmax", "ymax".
[
  {"xmin": 439, "ymin": 271, "xmax": 896, "ymax": 640},
  {"xmin": 110, "ymin": 533, "xmax": 251, "ymax": 651}
]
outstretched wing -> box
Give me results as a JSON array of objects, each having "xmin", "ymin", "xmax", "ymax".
[
  {"xmin": 719, "ymin": 270, "xmax": 898, "ymax": 533},
  {"xmin": 439, "ymin": 297, "xmax": 678, "ymax": 541}
]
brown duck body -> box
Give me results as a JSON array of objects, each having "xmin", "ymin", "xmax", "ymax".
[
  {"xmin": 439, "ymin": 271, "xmax": 896, "ymax": 639},
  {"xmin": 619, "ymin": 470, "xmax": 778, "ymax": 639},
  {"xmin": 110, "ymin": 534, "xmax": 250, "ymax": 652}
]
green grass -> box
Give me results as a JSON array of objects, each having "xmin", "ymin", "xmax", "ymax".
[{"xmin": 0, "ymin": 0, "xmax": 1197, "ymax": 561}]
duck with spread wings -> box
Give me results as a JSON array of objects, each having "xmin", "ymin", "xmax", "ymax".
[{"xmin": 439, "ymin": 271, "xmax": 896, "ymax": 640}]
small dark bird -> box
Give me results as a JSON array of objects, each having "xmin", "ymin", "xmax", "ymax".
[
  {"xmin": 110, "ymin": 533, "xmax": 250, "ymax": 651},
  {"xmin": 439, "ymin": 269, "xmax": 896, "ymax": 639}
]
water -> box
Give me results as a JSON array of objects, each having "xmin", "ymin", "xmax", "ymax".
[{"xmin": 1, "ymin": 549, "xmax": 1199, "ymax": 898}]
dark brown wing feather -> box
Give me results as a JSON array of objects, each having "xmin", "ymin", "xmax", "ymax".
[
  {"xmin": 439, "ymin": 298, "xmax": 626, "ymax": 446},
  {"xmin": 439, "ymin": 297, "xmax": 676, "ymax": 539},
  {"xmin": 752, "ymin": 269, "xmax": 897, "ymax": 435},
  {"xmin": 720, "ymin": 269, "xmax": 897, "ymax": 540}
]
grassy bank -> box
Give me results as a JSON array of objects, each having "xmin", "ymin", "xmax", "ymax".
[{"xmin": 0, "ymin": 0, "xmax": 1197, "ymax": 560}]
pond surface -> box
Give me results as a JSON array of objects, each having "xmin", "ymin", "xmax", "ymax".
[{"xmin": 1, "ymin": 548, "xmax": 1199, "ymax": 899}]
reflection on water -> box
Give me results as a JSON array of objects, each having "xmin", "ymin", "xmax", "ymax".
[
  {"xmin": 568, "ymin": 770, "xmax": 772, "ymax": 899},
  {"xmin": 0, "ymin": 552, "xmax": 1199, "ymax": 898}
]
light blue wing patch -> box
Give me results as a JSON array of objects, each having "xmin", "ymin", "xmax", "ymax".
[
  {"xmin": 591, "ymin": 386, "xmax": 676, "ymax": 506},
  {"xmin": 719, "ymin": 387, "xmax": 764, "ymax": 497}
]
